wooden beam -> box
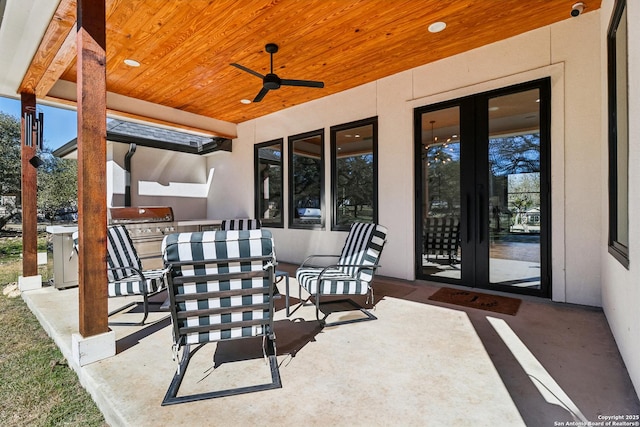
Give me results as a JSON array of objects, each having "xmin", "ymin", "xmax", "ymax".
[
  {"xmin": 77, "ymin": 0, "xmax": 108, "ymax": 337},
  {"xmin": 43, "ymin": 93, "xmax": 237, "ymax": 139},
  {"xmin": 20, "ymin": 93, "xmax": 38, "ymax": 277},
  {"xmin": 35, "ymin": 24, "xmax": 78, "ymax": 99},
  {"xmin": 43, "ymin": 84, "xmax": 238, "ymax": 139},
  {"xmin": 18, "ymin": 0, "xmax": 76, "ymax": 94}
]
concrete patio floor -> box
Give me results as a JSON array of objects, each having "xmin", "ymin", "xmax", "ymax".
[{"xmin": 21, "ymin": 263, "xmax": 640, "ymax": 426}]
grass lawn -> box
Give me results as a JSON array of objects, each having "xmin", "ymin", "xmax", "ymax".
[{"xmin": 0, "ymin": 234, "xmax": 106, "ymax": 426}]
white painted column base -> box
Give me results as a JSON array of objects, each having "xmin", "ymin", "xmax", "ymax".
[
  {"xmin": 72, "ymin": 330, "xmax": 116, "ymax": 366},
  {"xmin": 18, "ymin": 275, "xmax": 42, "ymax": 291}
]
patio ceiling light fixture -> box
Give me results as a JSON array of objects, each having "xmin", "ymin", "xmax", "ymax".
[
  {"xmin": 124, "ymin": 58, "xmax": 140, "ymax": 67},
  {"xmin": 428, "ymin": 21, "xmax": 446, "ymax": 33},
  {"xmin": 240, "ymin": 99, "xmax": 251, "ymax": 104}
]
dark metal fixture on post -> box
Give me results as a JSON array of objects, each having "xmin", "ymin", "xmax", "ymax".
[
  {"xmin": 24, "ymin": 107, "xmax": 44, "ymax": 168},
  {"xmin": 23, "ymin": 107, "xmax": 44, "ymax": 149}
]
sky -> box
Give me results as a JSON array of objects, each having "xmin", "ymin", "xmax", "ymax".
[{"xmin": 0, "ymin": 96, "xmax": 77, "ymax": 151}]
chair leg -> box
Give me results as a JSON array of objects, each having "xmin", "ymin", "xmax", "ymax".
[
  {"xmin": 312, "ymin": 290, "xmax": 377, "ymax": 326},
  {"xmin": 315, "ymin": 292, "xmax": 323, "ymax": 324},
  {"xmin": 108, "ymin": 291, "xmax": 164, "ymax": 326},
  {"xmin": 162, "ymin": 336, "xmax": 282, "ymax": 406}
]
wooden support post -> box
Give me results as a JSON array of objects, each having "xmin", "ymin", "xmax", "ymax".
[
  {"xmin": 77, "ymin": 0, "xmax": 108, "ymax": 337},
  {"xmin": 20, "ymin": 93, "xmax": 38, "ymax": 278}
]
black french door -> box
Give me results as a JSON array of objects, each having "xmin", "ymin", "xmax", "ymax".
[{"xmin": 414, "ymin": 78, "xmax": 551, "ymax": 297}]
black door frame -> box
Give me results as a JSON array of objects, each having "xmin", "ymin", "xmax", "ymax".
[{"xmin": 414, "ymin": 78, "xmax": 551, "ymax": 298}]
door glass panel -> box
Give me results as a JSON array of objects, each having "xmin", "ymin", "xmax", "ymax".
[
  {"xmin": 420, "ymin": 107, "xmax": 461, "ymax": 280},
  {"xmin": 488, "ymin": 89, "xmax": 541, "ymax": 288}
]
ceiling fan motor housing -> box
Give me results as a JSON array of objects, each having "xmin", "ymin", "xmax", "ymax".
[{"xmin": 263, "ymin": 73, "xmax": 281, "ymax": 90}]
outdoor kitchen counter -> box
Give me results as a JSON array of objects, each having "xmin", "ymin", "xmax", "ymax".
[
  {"xmin": 45, "ymin": 225, "xmax": 78, "ymax": 234},
  {"xmin": 175, "ymin": 219, "xmax": 222, "ymax": 232},
  {"xmin": 45, "ymin": 225, "xmax": 78, "ymax": 289}
]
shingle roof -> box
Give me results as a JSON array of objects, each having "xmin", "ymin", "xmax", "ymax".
[
  {"xmin": 53, "ymin": 118, "xmax": 232, "ymax": 158},
  {"xmin": 106, "ymin": 119, "xmax": 212, "ymax": 148}
]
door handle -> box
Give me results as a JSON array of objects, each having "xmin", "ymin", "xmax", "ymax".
[
  {"xmin": 476, "ymin": 185, "xmax": 484, "ymax": 244},
  {"xmin": 466, "ymin": 193, "xmax": 471, "ymax": 243}
]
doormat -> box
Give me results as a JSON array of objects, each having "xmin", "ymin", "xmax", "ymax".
[{"xmin": 428, "ymin": 287, "xmax": 522, "ymax": 315}]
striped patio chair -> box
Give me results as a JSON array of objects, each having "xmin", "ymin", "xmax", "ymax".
[
  {"xmin": 106, "ymin": 225, "xmax": 168, "ymax": 325},
  {"xmin": 160, "ymin": 229, "xmax": 280, "ymax": 405},
  {"xmin": 295, "ymin": 222, "xmax": 388, "ymax": 326},
  {"xmin": 220, "ymin": 218, "xmax": 262, "ymax": 230}
]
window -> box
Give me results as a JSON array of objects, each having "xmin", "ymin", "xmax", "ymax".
[
  {"xmin": 330, "ymin": 117, "xmax": 378, "ymax": 230},
  {"xmin": 607, "ymin": 0, "xmax": 629, "ymax": 267},
  {"xmin": 289, "ymin": 129, "xmax": 324, "ymax": 229},
  {"xmin": 254, "ymin": 139, "xmax": 283, "ymax": 228}
]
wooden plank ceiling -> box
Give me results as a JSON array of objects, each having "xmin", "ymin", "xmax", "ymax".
[{"xmin": 19, "ymin": 0, "xmax": 601, "ymax": 135}]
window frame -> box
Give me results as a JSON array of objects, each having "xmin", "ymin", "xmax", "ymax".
[
  {"xmin": 330, "ymin": 117, "xmax": 378, "ymax": 231},
  {"xmin": 288, "ymin": 129, "xmax": 325, "ymax": 230},
  {"xmin": 607, "ymin": 0, "xmax": 629, "ymax": 268},
  {"xmin": 254, "ymin": 138, "xmax": 284, "ymax": 228}
]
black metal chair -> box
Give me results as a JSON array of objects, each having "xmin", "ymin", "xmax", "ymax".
[
  {"xmin": 423, "ymin": 217, "xmax": 460, "ymax": 264},
  {"xmin": 161, "ymin": 229, "xmax": 281, "ymax": 405},
  {"xmin": 294, "ymin": 222, "xmax": 388, "ymax": 326},
  {"xmin": 106, "ymin": 225, "xmax": 169, "ymax": 325},
  {"xmin": 73, "ymin": 226, "xmax": 168, "ymax": 325}
]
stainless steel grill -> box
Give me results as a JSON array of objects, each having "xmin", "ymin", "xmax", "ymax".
[{"xmin": 109, "ymin": 207, "xmax": 176, "ymax": 269}]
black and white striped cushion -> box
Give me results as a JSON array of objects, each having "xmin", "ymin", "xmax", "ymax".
[
  {"xmin": 220, "ymin": 219, "xmax": 262, "ymax": 231},
  {"xmin": 107, "ymin": 225, "xmax": 143, "ymax": 282},
  {"xmin": 162, "ymin": 229, "xmax": 275, "ymax": 345},
  {"xmin": 108, "ymin": 269, "xmax": 166, "ymax": 296},
  {"xmin": 105, "ymin": 225, "xmax": 167, "ymax": 296},
  {"xmin": 296, "ymin": 223, "xmax": 387, "ymax": 295}
]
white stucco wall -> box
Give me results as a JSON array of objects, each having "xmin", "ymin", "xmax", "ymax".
[
  {"xmin": 206, "ymin": 12, "xmax": 604, "ymax": 306},
  {"xmin": 600, "ymin": 0, "xmax": 640, "ymax": 398},
  {"xmin": 107, "ymin": 143, "xmax": 210, "ymax": 220}
]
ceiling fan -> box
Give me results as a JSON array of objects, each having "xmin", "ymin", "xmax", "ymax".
[{"xmin": 231, "ymin": 43, "xmax": 325, "ymax": 102}]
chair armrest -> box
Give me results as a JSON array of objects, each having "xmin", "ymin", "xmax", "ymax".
[
  {"xmin": 108, "ymin": 265, "xmax": 146, "ymax": 282},
  {"xmin": 316, "ymin": 263, "xmax": 382, "ymax": 281},
  {"xmin": 299, "ymin": 254, "xmax": 340, "ymax": 269}
]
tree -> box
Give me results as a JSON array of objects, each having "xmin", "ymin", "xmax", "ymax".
[
  {"xmin": 426, "ymin": 142, "xmax": 460, "ymax": 217},
  {"xmin": 0, "ymin": 112, "xmax": 22, "ymax": 230},
  {"xmin": 489, "ymin": 133, "xmax": 540, "ymax": 176},
  {"xmin": 337, "ymin": 154, "xmax": 374, "ymax": 221},
  {"xmin": 37, "ymin": 149, "xmax": 78, "ymax": 222},
  {"xmin": 0, "ymin": 112, "xmax": 22, "ymax": 197}
]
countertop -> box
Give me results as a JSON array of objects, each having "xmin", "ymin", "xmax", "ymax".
[{"xmin": 45, "ymin": 225, "xmax": 78, "ymax": 234}]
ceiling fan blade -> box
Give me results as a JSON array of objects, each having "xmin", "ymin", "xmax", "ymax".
[
  {"xmin": 230, "ymin": 63, "xmax": 265, "ymax": 79},
  {"xmin": 253, "ymin": 87, "xmax": 270, "ymax": 102},
  {"xmin": 280, "ymin": 79, "xmax": 324, "ymax": 88}
]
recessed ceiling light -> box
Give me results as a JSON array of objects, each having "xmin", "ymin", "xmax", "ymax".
[
  {"xmin": 428, "ymin": 22, "xmax": 446, "ymax": 33},
  {"xmin": 240, "ymin": 99, "xmax": 251, "ymax": 104},
  {"xmin": 123, "ymin": 58, "xmax": 140, "ymax": 67},
  {"xmin": 489, "ymin": 106, "xmax": 500, "ymax": 111}
]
